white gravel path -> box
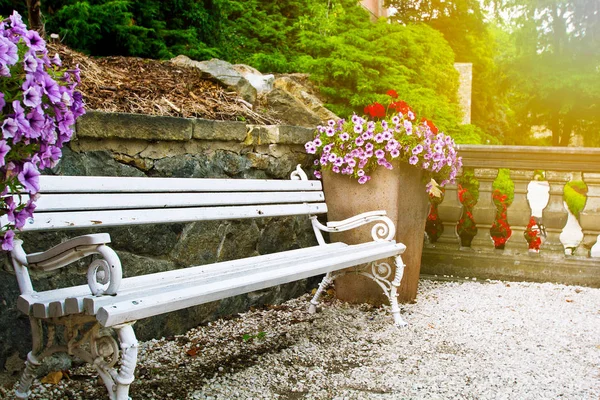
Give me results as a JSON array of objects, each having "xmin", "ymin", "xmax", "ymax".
[{"xmin": 3, "ymin": 279, "xmax": 600, "ymax": 399}]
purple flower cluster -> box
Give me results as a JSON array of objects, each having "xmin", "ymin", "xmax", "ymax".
[
  {"xmin": 305, "ymin": 108, "xmax": 461, "ymax": 193},
  {"xmin": 0, "ymin": 11, "xmax": 85, "ymax": 251}
]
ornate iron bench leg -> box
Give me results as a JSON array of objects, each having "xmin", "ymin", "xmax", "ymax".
[
  {"xmin": 309, "ymin": 255, "xmax": 408, "ymax": 327},
  {"xmin": 87, "ymin": 322, "xmax": 138, "ymax": 400},
  {"xmin": 15, "ymin": 318, "xmax": 44, "ymax": 399},
  {"xmin": 113, "ymin": 323, "xmax": 138, "ymax": 400},
  {"xmin": 309, "ymin": 272, "xmax": 333, "ymax": 314},
  {"xmin": 389, "ymin": 255, "xmax": 408, "ymax": 327}
]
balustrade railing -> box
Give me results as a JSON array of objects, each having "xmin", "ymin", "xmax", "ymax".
[{"xmin": 421, "ymin": 145, "xmax": 600, "ymax": 287}]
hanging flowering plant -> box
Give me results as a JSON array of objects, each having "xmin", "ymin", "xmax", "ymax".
[
  {"xmin": 490, "ymin": 189, "xmax": 512, "ymax": 249},
  {"xmin": 0, "ymin": 11, "xmax": 85, "ymax": 251},
  {"xmin": 524, "ymin": 217, "xmax": 543, "ymax": 252},
  {"xmin": 425, "ymin": 188, "xmax": 445, "ymax": 243},
  {"xmin": 304, "ymin": 90, "xmax": 461, "ymax": 195}
]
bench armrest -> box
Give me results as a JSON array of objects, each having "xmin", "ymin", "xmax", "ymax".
[
  {"xmin": 311, "ymin": 210, "xmax": 396, "ymax": 242},
  {"xmin": 25, "ymin": 233, "xmax": 123, "ymax": 296}
]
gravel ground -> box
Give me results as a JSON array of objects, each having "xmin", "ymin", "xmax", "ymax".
[{"xmin": 2, "ymin": 279, "xmax": 599, "ymax": 399}]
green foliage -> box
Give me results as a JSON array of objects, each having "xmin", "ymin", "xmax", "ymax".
[
  {"xmin": 492, "ymin": 168, "xmax": 514, "ymax": 207},
  {"xmin": 298, "ymin": 18, "xmax": 462, "ymax": 132},
  {"xmin": 458, "ymin": 168, "xmax": 479, "ymax": 203},
  {"xmin": 242, "ymin": 331, "xmax": 266, "ymax": 342},
  {"xmin": 453, "ymin": 124, "xmax": 502, "ymax": 145},
  {"xmin": 386, "ymin": 0, "xmax": 512, "ymax": 143},
  {"xmin": 563, "ymin": 180, "xmax": 588, "ymax": 218},
  {"xmin": 495, "ymin": 0, "xmax": 600, "ymax": 146}
]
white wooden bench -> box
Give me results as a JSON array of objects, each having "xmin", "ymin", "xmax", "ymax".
[{"xmin": 7, "ymin": 165, "xmax": 407, "ymax": 400}]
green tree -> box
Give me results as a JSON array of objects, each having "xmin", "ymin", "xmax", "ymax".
[
  {"xmin": 385, "ymin": 0, "xmax": 512, "ymax": 141},
  {"xmin": 498, "ymin": 0, "xmax": 600, "ymax": 146}
]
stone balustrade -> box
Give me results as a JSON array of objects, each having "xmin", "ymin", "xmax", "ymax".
[{"xmin": 422, "ymin": 145, "xmax": 600, "ymax": 287}]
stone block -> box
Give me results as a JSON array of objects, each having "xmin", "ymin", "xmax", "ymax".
[
  {"xmin": 57, "ymin": 147, "xmax": 146, "ymax": 177},
  {"xmin": 77, "ymin": 111, "xmax": 193, "ymax": 141},
  {"xmin": 278, "ymin": 125, "xmax": 314, "ymax": 145},
  {"xmin": 193, "ymin": 119, "xmax": 247, "ymax": 142}
]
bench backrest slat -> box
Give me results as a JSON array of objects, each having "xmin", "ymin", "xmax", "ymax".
[
  {"xmin": 23, "ymin": 203, "xmax": 328, "ymax": 231},
  {"xmin": 37, "ymin": 175, "xmax": 323, "ymax": 193},
  {"xmin": 32, "ymin": 192, "xmax": 325, "ymax": 212},
  {"xmin": 6, "ymin": 175, "xmax": 328, "ymax": 232}
]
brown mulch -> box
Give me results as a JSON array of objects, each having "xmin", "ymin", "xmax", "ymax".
[{"xmin": 48, "ymin": 43, "xmax": 281, "ymax": 125}]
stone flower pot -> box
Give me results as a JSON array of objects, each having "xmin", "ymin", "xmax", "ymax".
[{"xmin": 321, "ymin": 162, "xmax": 429, "ymax": 304}]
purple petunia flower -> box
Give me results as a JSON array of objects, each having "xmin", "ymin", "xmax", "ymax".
[
  {"xmin": 332, "ymin": 165, "xmax": 340, "ymax": 173},
  {"xmin": 23, "ymin": 29, "xmax": 46, "ymax": 52},
  {"xmin": 374, "ymin": 133, "xmax": 384, "ymax": 143},
  {"xmin": 375, "ymin": 149, "xmax": 385, "ymax": 159},
  {"xmin": 8, "ymin": 11, "xmax": 27, "ymax": 37},
  {"xmin": 27, "ymin": 109, "xmax": 45, "ymax": 136},
  {"xmin": 0, "ymin": 36, "xmax": 18, "ymax": 66},
  {"xmin": 0, "ymin": 140, "xmax": 10, "ymax": 167},
  {"xmin": 412, "ymin": 145, "xmax": 424, "ymax": 154},
  {"xmin": 325, "ymin": 127, "xmax": 335, "ymax": 137},
  {"xmin": 353, "ymin": 124, "xmax": 363, "ymax": 134},
  {"xmin": 358, "ymin": 175, "xmax": 370, "ymax": 184},
  {"xmin": 0, "ymin": 64, "xmax": 10, "ymax": 77},
  {"xmin": 355, "ymin": 137, "xmax": 364, "ymax": 146},
  {"xmin": 340, "ymin": 132, "xmax": 349, "ymax": 141},
  {"xmin": 365, "ymin": 143, "xmax": 374, "ymax": 151},
  {"xmin": 409, "ymin": 155, "xmax": 419, "ymax": 165},
  {"xmin": 390, "ymin": 149, "xmax": 400, "ymax": 158},
  {"xmin": 22, "ymin": 86, "xmax": 41, "ymax": 108},
  {"xmin": 17, "ymin": 162, "xmax": 40, "ymax": 194},
  {"xmin": 358, "ymin": 159, "xmax": 368, "ymax": 169},
  {"xmin": 314, "ymin": 170, "xmax": 322, "ymax": 179},
  {"xmin": 23, "ymin": 53, "xmax": 38, "ymax": 73},
  {"xmin": 52, "ymin": 53, "xmax": 62, "ymax": 66},
  {"xmin": 2, "ymin": 117, "xmax": 18, "ymax": 140},
  {"xmin": 313, "ymin": 138, "xmax": 322, "ymax": 147},
  {"xmin": 1, "ymin": 229, "xmax": 14, "ymax": 251},
  {"xmin": 42, "ymin": 74, "xmax": 62, "ymax": 104}
]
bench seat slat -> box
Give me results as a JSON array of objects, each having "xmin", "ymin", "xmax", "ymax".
[
  {"xmin": 33, "ymin": 192, "xmax": 326, "ymax": 212},
  {"xmin": 82, "ymin": 243, "xmax": 390, "ymax": 315},
  {"xmin": 97, "ymin": 241, "xmax": 405, "ymax": 327},
  {"xmin": 38, "ymin": 175, "xmax": 323, "ymax": 193},
  {"xmin": 19, "ymin": 243, "xmax": 349, "ymax": 317},
  {"xmin": 18, "ymin": 203, "xmax": 328, "ymax": 231}
]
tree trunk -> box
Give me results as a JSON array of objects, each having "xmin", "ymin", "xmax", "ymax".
[
  {"xmin": 550, "ymin": 114, "xmax": 561, "ymax": 146},
  {"xmin": 559, "ymin": 117, "xmax": 573, "ymax": 147},
  {"xmin": 26, "ymin": 0, "xmax": 45, "ymax": 36}
]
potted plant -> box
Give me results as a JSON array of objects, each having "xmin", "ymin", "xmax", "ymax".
[
  {"xmin": 0, "ymin": 11, "xmax": 85, "ymax": 251},
  {"xmin": 304, "ymin": 90, "xmax": 462, "ymax": 303},
  {"xmin": 425, "ymin": 187, "xmax": 445, "ymax": 244},
  {"xmin": 560, "ymin": 180, "xmax": 588, "ymax": 254},
  {"xmin": 490, "ymin": 169, "xmax": 514, "ymax": 250},
  {"xmin": 524, "ymin": 170, "xmax": 549, "ymax": 253},
  {"xmin": 456, "ymin": 169, "xmax": 479, "ymax": 248}
]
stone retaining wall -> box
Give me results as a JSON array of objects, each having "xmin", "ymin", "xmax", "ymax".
[{"xmin": 0, "ymin": 111, "xmax": 321, "ymax": 372}]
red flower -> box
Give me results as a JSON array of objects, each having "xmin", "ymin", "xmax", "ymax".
[
  {"xmin": 421, "ymin": 118, "xmax": 439, "ymax": 134},
  {"xmin": 389, "ymin": 100, "xmax": 412, "ymax": 115},
  {"xmin": 386, "ymin": 89, "xmax": 399, "ymax": 99},
  {"xmin": 364, "ymin": 102, "xmax": 386, "ymax": 118}
]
